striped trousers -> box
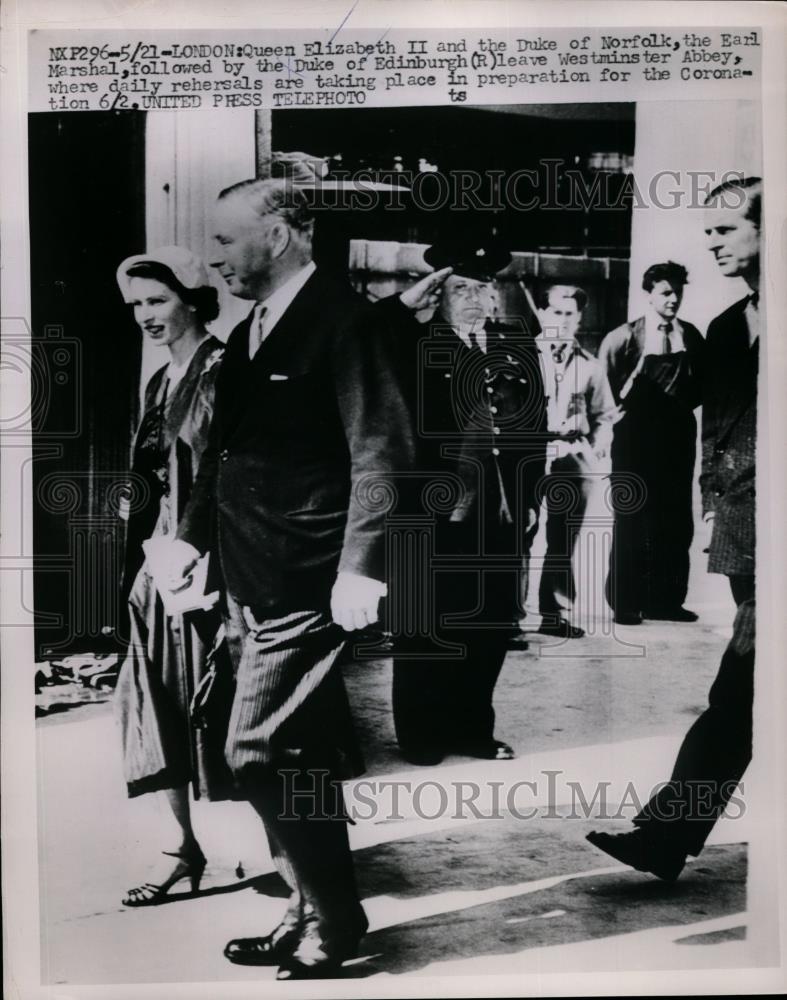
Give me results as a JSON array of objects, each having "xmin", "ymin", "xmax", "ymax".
[{"xmin": 222, "ymin": 595, "xmax": 366, "ymax": 939}]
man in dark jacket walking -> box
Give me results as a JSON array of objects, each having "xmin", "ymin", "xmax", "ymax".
[
  {"xmin": 587, "ymin": 176, "xmax": 761, "ymax": 879},
  {"xmin": 169, "ymin": 179, "xmax": 415, "ymax": 977}
]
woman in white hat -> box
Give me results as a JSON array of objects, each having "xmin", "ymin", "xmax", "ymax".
[{"xmin": 114, "ymin": 247, "xmax": 230, "ymax": 906}]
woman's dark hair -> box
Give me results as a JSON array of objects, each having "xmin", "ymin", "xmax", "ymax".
[{"xmin": 125, "ymin": 261, "xmax": 220, "ymax": 323}]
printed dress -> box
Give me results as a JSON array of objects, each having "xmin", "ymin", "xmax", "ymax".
[{"xmin": 115, "ymin": 336, "xmax": 234, "ymax": 799}]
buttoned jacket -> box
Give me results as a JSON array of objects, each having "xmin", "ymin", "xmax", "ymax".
[
  {"xmin": 178, "ymin": 270, "xmax": 415, "ymax": 612},
  {"xmin": 379, "ymin": 297, "xmax": 547, "ymax": 529}
]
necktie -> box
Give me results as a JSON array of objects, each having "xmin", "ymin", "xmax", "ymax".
[
  {"xmin": 249, "ymin": 305, "xmax": 267, "ymax": 358},
  {"xmin": 658, "ymin": 322, "xmax": 673, "ymax": 355},
  {"xmin": 469, "ymin": 328, "xmax": 486, "ymax": 353}
]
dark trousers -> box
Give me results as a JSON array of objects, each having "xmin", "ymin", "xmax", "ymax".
[
  {"xmin": 538, "ymin": 463, "xmax": 592, "ymax": 615},
  {"xmin": 223, "ymin": 597, "xmax": 365, "ymax": 942},
  {"xmin": 392, "ymin": 519, "xmax": 520, "ymax": 755},
  {"xmin": 634, "ymin": 574, "xmax": 755, "ymax": 855},
  {"xmin": 606, "ymin": 417, "xmax": 695, "ymax": 616}
]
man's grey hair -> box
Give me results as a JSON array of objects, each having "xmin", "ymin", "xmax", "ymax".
[{"xmin": 218, "ymin": 178, "xmax": 315, "ymax": 236}]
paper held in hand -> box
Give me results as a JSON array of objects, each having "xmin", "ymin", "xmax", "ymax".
[{"xmin": 142, "ymin": 537, "xmax": 219, "ymax": 615}]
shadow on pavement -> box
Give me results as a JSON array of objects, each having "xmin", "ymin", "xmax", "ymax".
[{"xmin": 341, "ymin": 817, "xmax": 746, "ymax": 977}]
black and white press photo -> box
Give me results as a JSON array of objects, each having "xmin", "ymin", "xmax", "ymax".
[{"xmin": 2, "ymin": 2, "xmax": 786, "ymax": 998}]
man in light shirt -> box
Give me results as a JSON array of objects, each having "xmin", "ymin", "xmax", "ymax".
[
  {"xmin": 534, "ymin": 285, "xmax": 616, "ymax": 637},
  {"xmin": 599, "ymin": 262, "xmax": 705, "ymax": 625}
]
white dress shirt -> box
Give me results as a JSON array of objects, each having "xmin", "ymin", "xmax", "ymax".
[
  {"xmin": 642, "ymin": 311, "xmax": 685, "ymax": 355},
  {"xmin": 619, "ymin": 312, "xmax": 686, "ymax": 401}
]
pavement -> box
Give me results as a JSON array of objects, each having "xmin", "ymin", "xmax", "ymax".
[{"xmin": 33, "ymin": 489, "xmax": 766, "ymax": 988}]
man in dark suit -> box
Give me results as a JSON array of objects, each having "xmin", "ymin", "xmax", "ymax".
[
  {"xmin": 599, "ymin": 261, "xmax": 705, "ymax": 625},
  {"xmin": 169, "ymin": 179, "xmax": 414, "ymax": 978},
  {"xmin": 586, "ymin": 176, "xmax": 761, "ymax": 880},
  {"xmin": 378, "ymin": 241, "xmax": 547, "ymax": 765}
]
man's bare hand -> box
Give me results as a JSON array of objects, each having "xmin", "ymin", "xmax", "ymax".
[
  {"xmin": 166, "ymin": 539, "xmax": 201, "ymax": 592},
  {"xmin": 399, "ymin": 267, "xmax": 453, "ymax": 312},
  {"xmin": 331, "ymin": 572, "xmax": 386, "ymax": 632}
]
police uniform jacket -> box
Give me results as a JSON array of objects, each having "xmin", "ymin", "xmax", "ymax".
[{"xmin": 379, "ymin": 297, "xmax": 547, "ymax": 531}]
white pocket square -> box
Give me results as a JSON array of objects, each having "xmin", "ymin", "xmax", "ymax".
[{"xmin": 269, "ymin": 373, "xmax": 289, "ymax": 381}]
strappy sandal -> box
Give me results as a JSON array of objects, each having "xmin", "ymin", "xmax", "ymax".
[{"xmin": 122, "ymin": 847, "xmax": 207, "ymax": 907}]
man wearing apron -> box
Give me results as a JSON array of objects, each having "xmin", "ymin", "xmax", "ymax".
[{"xmin": 599, "ymin": 262, "xmax": 705, "ymax": 625}]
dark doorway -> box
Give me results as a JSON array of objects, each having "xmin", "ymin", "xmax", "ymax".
[{"xmin": 28, "ymin": 112, "xmax": 146, "ymax": 658}]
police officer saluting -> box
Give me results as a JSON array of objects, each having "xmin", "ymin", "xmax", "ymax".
[{"xmin": 378, "ymin": 237, "xmax": 547, "ymax": 765}]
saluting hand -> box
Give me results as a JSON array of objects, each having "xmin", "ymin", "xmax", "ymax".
[
  {"xmin": 331, "ymin": 571, "xmax": 387, "ymax": 632},
  {"xmin": 399, "ymin": 266, "xmax": 453, "ymax": 312}
]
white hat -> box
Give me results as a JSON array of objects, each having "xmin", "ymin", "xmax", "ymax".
[{"xmin": 116, "ymin": 245, "xmax": 211, "ymax": 299}]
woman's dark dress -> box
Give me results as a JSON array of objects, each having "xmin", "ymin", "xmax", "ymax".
[{"xmin": 115, "ymin": 336, "xmax": 233, "ymax": 799}]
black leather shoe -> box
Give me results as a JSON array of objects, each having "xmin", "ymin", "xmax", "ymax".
[
  {"xmin": 455, "ymin": 739, "xmax": 516, "ymax": 761},
  {"xmin": 645, "ymin": 607, "xmax": 699, "ymax": 622},
  {"xmin": 538, "ymin": 618, "xmax": 585, "ymax": 638},
  {"xmin": 586, "ymin": 829, "xmax": 687, "ymax": 881},
  {"xmin": 224, "ymin": 923, "xmax": 300, "ymax": 966},
  {"xmin": 613, "ymin": 612, "xmax": 643, "ymax": 625},
  {"xmin": 507, "ymin": 632, "xmax": 530, "ymax": 650},
  {"xmin": 275, "ymin": 917, "xmax": 363, "ymax": 980}
]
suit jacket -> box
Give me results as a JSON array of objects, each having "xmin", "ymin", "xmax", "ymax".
[
  {"xmin": 379, "ymin": 297, "xmax": 547, "ymax": 533},
  {"xmin": 178, "ymin": 270, "xmax": 415, "ymax": 612},
  {"xmin": 700, "ymin": 296, "xmax": 757, "ymax": 576},
  {"xmin": 599, "ymin": 315, "xmax": 705, "ymax": 409}
]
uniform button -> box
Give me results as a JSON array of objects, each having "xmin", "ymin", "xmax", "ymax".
[
  {"xmin": 498, "ymin": 333, "xmax": 506, "ymax": 340},
  {"xmin": 493, "ymin": 426, "xmax": 501, "ymax": 435},
  {"xmin": 519, "ymin": 377, "xmax": 527, "ymax": 384},
  {"xmin": 486, "ymin": 386, "xmax": 494, "ymax": 394},
  {"xmin": 444, "ymin": 372, "xmax": 452, "ymax": 379},
  {"xmin": 506, "ymin": 354, "xmax": 514, "ymax": 363},
  {"xmin": 220, "ymin": 449, "xmax": 229, "ymax": 461},
  {"xmin": 490, "ymin": 406, "xmax": 498, "ymax": 414},
  {"xmin": 492, "ymin": 447, "xmax": 500, "ymax": 456}
]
